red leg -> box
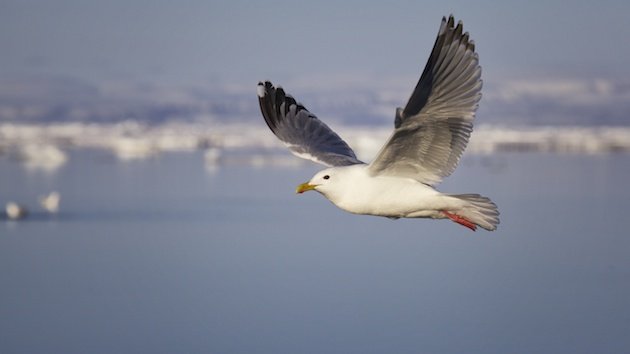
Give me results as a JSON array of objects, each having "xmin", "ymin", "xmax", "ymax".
[{"xmin": 442, "ymin": 210, "xmax": 477, "ymax": 231}]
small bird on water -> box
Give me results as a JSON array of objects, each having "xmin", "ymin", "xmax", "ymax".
[{"xmin": 257, "ymin": 15, "xmax": 499, "ymax": 231}]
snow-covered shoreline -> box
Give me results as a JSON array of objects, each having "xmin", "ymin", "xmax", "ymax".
[{"xmin": 2, "ymin": 121, "xmax": 630, "ymax": 171}]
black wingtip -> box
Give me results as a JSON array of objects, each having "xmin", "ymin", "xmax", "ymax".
[
  {"xmin": 447, "ymin": 15, "xmax": 455, "ymax": 28},
  {"xmin": 454, "ymin": 20, "xmax": 463, "ymax": 38},
  {"xmin": 439, "ymin": 15, "xmax": 475, "ymax": 54},
  {"xmin": 257, "ymin": 80, "xmax": 308, "ymax": 133},
  {"xmin": 258, "ymin": 81, "xmax": 279, "ymax": 130}
]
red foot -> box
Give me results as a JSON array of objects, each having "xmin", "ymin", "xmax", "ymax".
[{"xmin": 442, "ymin": 211, "xmax": 477, "ymax": 231}]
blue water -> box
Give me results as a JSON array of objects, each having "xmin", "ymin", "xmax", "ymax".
[{"xmin": 1, "ymin": 151, "xmax": 629, "ymax": 354}]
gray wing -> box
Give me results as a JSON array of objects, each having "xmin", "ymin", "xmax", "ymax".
[
  {"xmin": 368, "ymin": 15, "xmax": 481, "ymax": 185},
  {"xmin": 257, "ymin": 81, "xmax": 363, "ymax": 167}
]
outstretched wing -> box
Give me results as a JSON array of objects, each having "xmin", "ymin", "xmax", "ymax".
[
  {"xmin": 257, "ymin": 81, "xmax": 363, "ymax": 167},
  {"xmin": 368, "ymin": 15, "xmax": 481, "ymax": 185}
]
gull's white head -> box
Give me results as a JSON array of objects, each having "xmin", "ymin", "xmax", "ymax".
[
  {"xmin": 295, "ymin": 168, "xmax": 336, "ymax": 195},
  {"xmin": 295, "ymin": 165, "xmax": 366, "ymax": 199}
]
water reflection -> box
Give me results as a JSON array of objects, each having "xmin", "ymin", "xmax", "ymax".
[{"xmin": 0, "ymin": 151, "xmax": 629, "ymax": 354}]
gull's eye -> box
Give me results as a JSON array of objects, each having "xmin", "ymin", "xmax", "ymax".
[{"xmin": 323, "ymin": 175, "xmax": 330, "ymax": 180}]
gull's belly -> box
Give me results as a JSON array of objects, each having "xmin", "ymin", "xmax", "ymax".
[{"xmin": 331, "ymin": 177, "xmax": 449, "ymax": 218}]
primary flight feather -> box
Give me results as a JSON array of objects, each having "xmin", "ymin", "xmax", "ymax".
[{"xmin": 257, "ymin": 15, "xmax": 499, "ymax": 231}]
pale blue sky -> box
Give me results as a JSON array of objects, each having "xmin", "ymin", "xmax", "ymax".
[{"xmin": 1, "ymin": 0, "xmax": 629, "ymax": 86}]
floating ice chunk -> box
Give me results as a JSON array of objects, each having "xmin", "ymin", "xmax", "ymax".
[
  {"xmin": 18, "ymin": 144, "xmax": 67, "ymax": 171},
  {"xmin": 40, "ymin": 191, "xmax": 60, "ymax": 213},
  {"xmin": 111, "ymin": 137, "xmax": 156, "ymax": 160},
  {"xmin": 204, "ymin": 147, "xmax": 222, "ymax": 165},
  {"xmin": 6, "ymin": 202, "xmax": 28, "ymax": 220},
  {"xmin": 154, "ymin": 134, "xmax": 199, "ymax": 152}
]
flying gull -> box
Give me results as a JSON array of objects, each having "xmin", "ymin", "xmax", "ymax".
[{"xmin": 257, "ymin": 15, "xmax": 499, "ymax": 231}]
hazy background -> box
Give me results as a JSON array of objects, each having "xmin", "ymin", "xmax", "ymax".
[
  {"xmin": 2, "ymin": 0, "xmax": 629, "ymax": 84},
  {"xmin": 2, "ymin": 0, "xmax": 630, "ymax": 128},
  {"xmin": 1, "ymin": 1, "xmax": 630, "ymax": 354}
]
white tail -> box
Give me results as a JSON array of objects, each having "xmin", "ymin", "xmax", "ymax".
[{"xmin": 449, "ymin": 194, "xmax": 500, "ymax": 231}]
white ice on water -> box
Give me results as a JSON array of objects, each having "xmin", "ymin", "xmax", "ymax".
[{"xmin": 1, "ymin": 122, "xmax": 630, "ymax": 169}]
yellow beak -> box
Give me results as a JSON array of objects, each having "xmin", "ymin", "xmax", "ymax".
[{"xmin": 295, "ymin": 182, "xmax": 316, "ymax": 194}]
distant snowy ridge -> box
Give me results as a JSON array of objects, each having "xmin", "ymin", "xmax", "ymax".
[
  {"xmin": 1, "ymin": 76, "xmax": 629, "ymax": 126},
  {"xmin": 2, "ymin": 75, "xmax": 629, "ymax": 170}
]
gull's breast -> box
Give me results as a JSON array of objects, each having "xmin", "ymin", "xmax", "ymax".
[{"xmin": 331, "ymin": 173, "xmax": 442, "ymax": 217}]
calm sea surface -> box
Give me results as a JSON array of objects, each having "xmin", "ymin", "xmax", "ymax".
[{"xmin": 1, "ymin": 151, "xmax": 629, "ymax": 354}]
